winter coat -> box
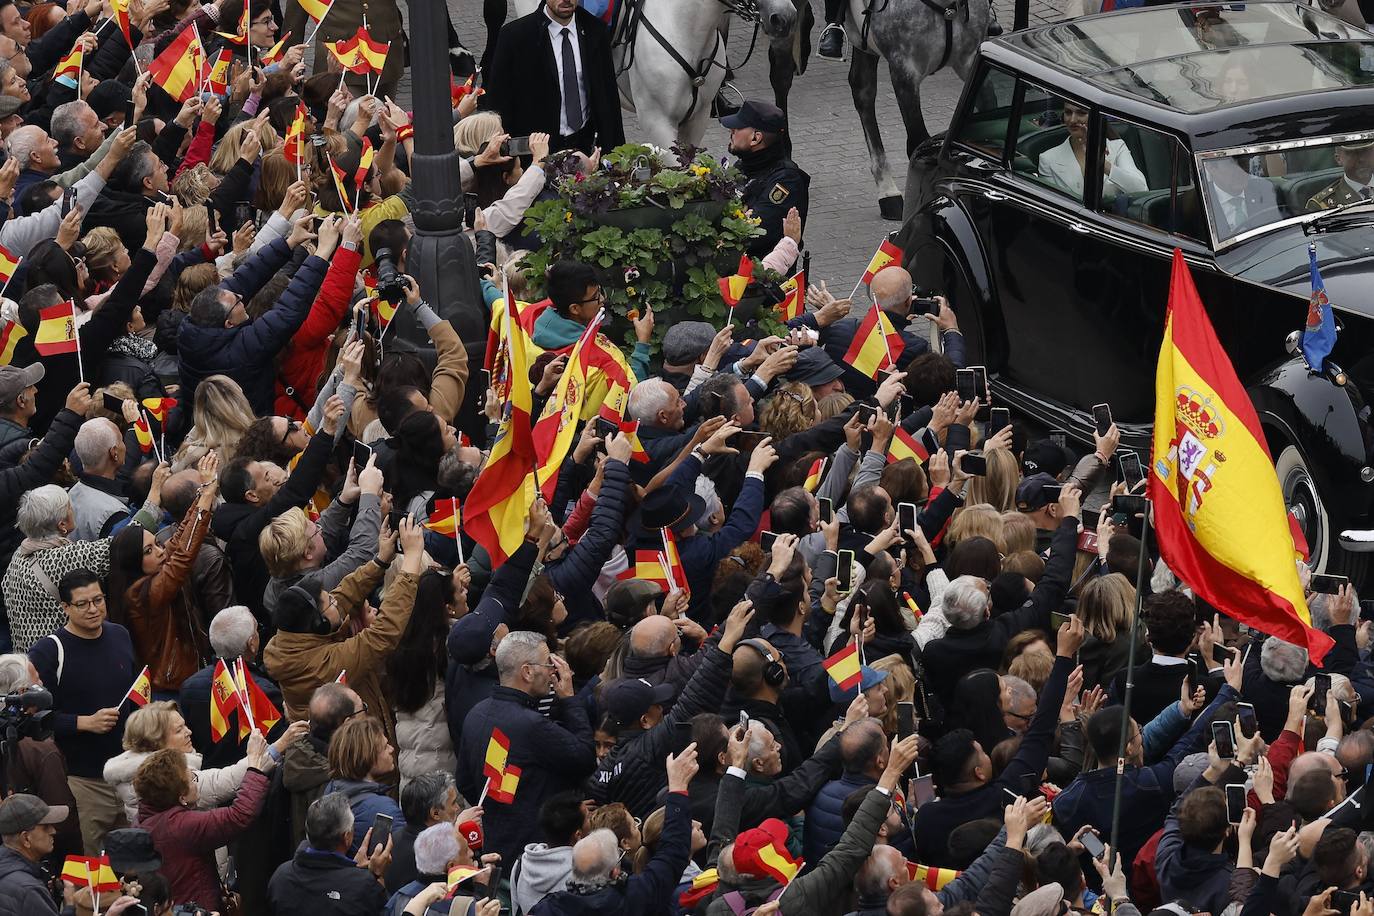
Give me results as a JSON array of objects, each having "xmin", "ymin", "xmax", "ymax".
[
  {"xmin": 82, "ymin": 186, "xmax": 155, "ymax": 254},
  {"xmin": 0, "ymin": 845, "xmax": 58, "ymax": 915},
  {"xmin": 104, "ymin": 745, "xmax": 265, "ymax": 826},
  {"xmin": 396, "ymin": 681, "xmax": 455, "ymax": 791},
  {"xmin": 180, "ymin": 659, "xmax": 284, "ymax": 768},
  {"xmin": 123, "ymin": 498, "xmax": 214, "ymax": 690},
  {"xmin": 138, "ymin": 766, "xmax": 270, "ymax": 909},
  {"xmin": 264, "ymin": 563, "xmax": 416, "ymax": 745},
  {"xmin": 267, "ymin": 844, "xmax": 389, "ymax": 916},
  {"xmin": 1156, "ymin": 772, "xmax": 1236, "ymax": 916},
  {"xmin": 0, "ymin": 407, "xmax": 82, "ymax": 595},
  {"xmin": 282, "ymin": 734, "xmax": 331, "ymax": 847},
  {"xmin": 322, "ymin": 778, "xmax": 407, "ymax": 857},
  {"xmin": 177, "ymin": 239, "xmax": 327, "ymax": 413},
  {"xmin": 802, "ymin": 771, "xmax": 876, "ymax": 866},
  {"xmin": 530, "ymin": 792, "xmax": 691, "ymax": 916},
  {"xmin": 274, "ymin": 244, "xmax": 361, "ymax": 418},
  {"xmin": 543, "ymin": 458, "xmax": 632, "ymax": 628},
  {"xmin": 512, "ymin": 843, "xmax": 574, "ymax": 916}
]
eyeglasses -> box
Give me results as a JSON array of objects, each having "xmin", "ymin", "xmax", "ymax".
[
  {"xmin": 347, "ymin": 701, "xmax": 369, "ymax": 719},
  {"xmin": 280, "ymin": 419, "xmax": 301, "ymax": 445},
  {"xmin": 575, "ymin": 288, "xmax": 606, "ymax": 306},
  {"xmin": 1005, "ymin": 709, "xmax": 1033, "ymax": 722},
  {"xmin": 65, "ymin": 595, "xmax": 106, "ymax": 610}
]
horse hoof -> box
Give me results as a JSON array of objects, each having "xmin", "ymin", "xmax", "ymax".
[{"xmin": 879, "ymin": 196, "xmax": 904, "ymax": 221}]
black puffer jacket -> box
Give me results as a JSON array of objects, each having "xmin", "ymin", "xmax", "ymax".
[
  {"xmin": 545, "ymin": 457, "xmax": 632, "ymax": 630},
  {"xmin": 0, "ymin": 846, "xmax": 57, "ymax": 915}
]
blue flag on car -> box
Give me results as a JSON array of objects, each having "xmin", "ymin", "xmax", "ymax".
[{"xmin": 1303, "ymin": 244, "xmax": 1336, "ymax": 373}]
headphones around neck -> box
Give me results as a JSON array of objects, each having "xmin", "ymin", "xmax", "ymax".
[{"xmin": 739, "ymin": 638, "xmax": 786, "ymax": 689}]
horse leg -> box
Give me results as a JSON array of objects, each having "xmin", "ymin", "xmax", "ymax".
[
  {"xmin": 887, "ymin": 58, "xmax": 931, "ymax": 158},
  {"xmin": 480, "ymin": 0, "xmax": 508, "ymax": 74},
  {"xmin": 849, "ymin": 49, "xmax": 902, "ymax": 219},
  {"xmin": 768, "ymin": 42, "xmax": 796, "ymax": 111}
]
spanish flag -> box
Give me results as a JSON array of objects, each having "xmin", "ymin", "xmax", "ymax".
[
  {"xmin": 370, "ymin": 289, "xmax": 397, "ymax": 330},
  {"xmin": 324, "ymin": 36, "xmax": 366, "ymax": 73},
  {"xmin": 353, "ymin": 137, "xmax": 374, "ymax": 189},
  {"xmin": 424, "ymin": 498, "xmax": 460, "ymax": 538},
  {"xmin": 1150, "ymin": 249, "xmax": 1333, "ymax": 663},
  {"xmin": 124, "ymin": 665, "xmax": 152, "ymax": 707},
  {"xmin": 860, "ymin": 237, "xmax": 903, "ymax": 286},
  {"xmin": 533, "ymin": 311, "xmax": 603, "ymax": 502},
  {"xmin": 487, "ymin": 764, "xmax": 521, "ymax": 804},
  {"xmin": 0, "ymin": 320, "xmax": 26, "ymax": 366},
  {"xmin": 662, "ymin": 528, "xmax": 689, "ymax": 595},
  {"xmin": 244, "ymin": 667, "xmax": 282, "ymax": 732},
  {"xmin": 678, "ymin": 868, "xmax": 720, "ymax": 910},
  {"xmin": 616, "ymin": 550, "xmax": 671, "ymax": 590},
  {"xmin": 297, "ymin": 0, "xmax": 334, "ymax": 23},
  {"xmin": 902, "ymin": 591, "xmax": 923, "ymax": 621},
  {"xmin": 53, "ymin": 41, "xmax": 82, "ymax": 89},
  {"xmin": 718, "ymin": 254, "xmax": 752, "ymax": 307},
  {"xmin": 283, "ymin": 102, "xmax": 306, "ymax": 165},
  {"xmin": 447, "ymin": 865, "xmax": 482, "ymax": 887},
  {"xmin": 61, "ymin": 856, "xmax": 119, "ymax": 892},
  {"xmin": 908, "ymin": 862, "xmax": 960, "ymax": 890},
  {"xmin": 841, "ymin": 305, "xmax": 904, "ymax": 379},
  {"xmin": 466, "ymin": 288, "xmax": 540, "ymax": 566},
  {"xmin": 202, "ymin": 48, "xmax": 233, "ymax": 96},
  {"xmin": 34, "ymin": 300, "xmax": 79, "ymax": 356},
  {"xmin": 483, "ymin": 728, "xmax": 511, "ymax": 780},
  {"xmin": 451, "ymin": 73, "xmax": 477, "ymax": 106},
  {"xmin": 822, "ymin": 642, "xmax": 862, "ymax": 691},
  {"xmin": 352, "ymin": 26, "xmax": 389, "ymax": 73},
  {"xmin": 141, "ymin": 397, "xmax": 176, "ymax": 424},
  {"xmin": 148, "ymin": 26, "xmax": 203, "ymax": 103},
  {"xmin": 754, "ymin": 838, "xmax": 802, "ymax": 884},
  {"xmin": 215, "ymin": 0, "xmax": 249, "ymax": 44},
  {"xmin": 132, "ymin": 415, "xmax": 154, "ymax": 454},
  {"xmin": 887, "ymin": 427, "xmax": 929, "ymax": 465},
  {"xmin": 259, "ymin": 31, "xmax": 291, "ymax": 66},
  {"xmin": 802, "ymin": 456, "xmax": 827, "ymax": 493},
  {"xmin": 209, "ymin": 658, "xmax": 241, "ymax": 742},
  {"xmin": 111, "ymin": 0, "xmax": 133, "ymax": 49},
  {"xmin": 0, "ymin": 243, "xmax": 21, "ymax": 288},
  {"xmin": 777, "ymin": 269, "xmax": 805, "ymax": 322}
]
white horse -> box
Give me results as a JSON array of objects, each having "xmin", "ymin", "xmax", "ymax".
[{"xmin": 510, "ymin": 0, "xmax": 798, "ymax": 148}]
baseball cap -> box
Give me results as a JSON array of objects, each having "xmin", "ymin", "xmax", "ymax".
[
  {"xmin": 1014, "ymin": 473, "xmax": 1061, "ymax": 512},
  {"xmin": 0, "ymin": 794, "xmax": 69, "ymax": 834},
  {"xmin": 786, "ymin": 347, "xmax": 844, "ymax": 388},
  {"xmin": 662, "ymin": 321, "xmax": 717, "ymax": 367},
  {"xmin": 0, "ymin": 362, "xmax": 43, "ymax": 404},
  {"xmin": 1022, "ymin": 440, "xmax": 1069, "ymax": 478},
  {"xmin": 604, "ymin": 677, "xmax": 676, "ymax": 726},
  {"xmin": 732, "ymin": 818, "xmax": 794, "ymax": 878},
  {"xmin": 604, "ymin": 579, "xmax": 664, "ymax": 629},
  {"xmin": 827, "ymin": 664, "xmax": 889, "ymax": 703},
  {"xmin": 0, "ymin": 96, "xmax": 21, "ymax": 120},
  {"xmin": 105, "ymin": 828, "xmax": 163, "ymax": 873},
  {"xmin": 719, "ymin": 99, "xmax": 787, "ymax": 134}
]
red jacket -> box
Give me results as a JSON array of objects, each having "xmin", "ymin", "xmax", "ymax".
[
  {"xmin": 138, "ymin": 767, "xmax": 269, "ymax": 908},
  {"xmin": 274, "ymin": 245, "xmax": 362, "ymax": 418}
]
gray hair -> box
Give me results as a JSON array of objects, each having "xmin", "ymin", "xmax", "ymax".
[
  {"xmin": 1261, "ymin": 637, "xmax": 1308, "ymax": 683},
  {"xmin": 855, "ymin": 844, "xmax": 905, "ymax": 899},
  {"xmin": 627, "ymin": 379, "xmax": 672, "ymax": 424},
  {"xmin": 413, "ymin": 822, "xmax": 461, "ymax": 875},
  {"xmin": 208, "ymin": 606, "xmax": 257, "ymax": 659},
  {"xmin": 17, "ymin": 484, "xmax": 71, "ymax": 538},
  {"xmin": 400, "ymin": 771, "xmax": 455, "ymax": 824},
  {"xmin": 5, "ymin": 125, "xmax": 47, "ymax": 169},
  {"xmin": 305, "ymin": 792, "xmax": 355, "ymax": 849},
  {"xmin": 569, "ymin": 828, "xmax": 620, "ymax": 887},
  {"xmin": 1003, "ymin": 675, "xmax": 1037, "ymax": 711},
  {"xmin": 73, "ymin": 418, "xmax": 119, "ymax": 469},
  {"xmin": 1307, "ymin": 588, "xmax": 1360, "ymax": 632},
  {"xmin": 943, "ymin": 576, "xmax": 991, "ymax": 630},
  {"xmin": 0, "ymin": 653, "xmax": 31, "ymax": 694},
  {"xmin": 745, "ymin": 721, "xmax": 771, "ymax": 767},
  {"xmin": 718, "ymin": 845, "xmax": 740, "ymax": 884},
  {"xmin": 494, "ymin": 630, "xmax": 548, "ymax": 682},
  {"xmin": 49, "ymin": 101, "xmax": 89, "ymax": 150}
]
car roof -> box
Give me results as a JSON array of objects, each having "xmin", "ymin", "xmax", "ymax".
[{"xmin": 988, "ymin": 1, "xmax": 1374, "ymax": 149}]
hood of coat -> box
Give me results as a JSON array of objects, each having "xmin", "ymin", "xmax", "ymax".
[
  {"xmin": 282, "ymin": 736, "xmax": 330, "ymax": 793},
  {"xmin": 516, "ymin": 843, "xmax": 574, "ymax": 899},
  {"xmin": 104, "ymin": 747, "xmax": 205, "ymax": 788}
]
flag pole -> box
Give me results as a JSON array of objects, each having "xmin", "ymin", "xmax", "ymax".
[
  {"xmin": 1107, "ymin": 500, "xmax": 1152, "ymax": 874},
  {"xmin": 86, "ymin": 859, "xmax": 99, "ymax": 916},
  {"xmin": 142, "ymin": 408, "xmax": 161, "ymax": 463},
  {"xmin": 477, "ymin": 775, "xmax": 491, "ymax": 807},
  {"xmin": 74, "ymin": 320, "xmax": 85, "ymax": 383},
  {"xmin": 453, "ymin": 496, "xmax": 464, "ymax": 565}
]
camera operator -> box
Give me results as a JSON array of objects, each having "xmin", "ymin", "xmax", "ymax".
[{"xmin": 0, "ymin": 653, "xmax": 79, "ymax": 863}]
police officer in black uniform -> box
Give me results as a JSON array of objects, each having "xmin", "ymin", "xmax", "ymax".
[{"xmin": 721, "ymin": 100, "xmax": 811, "ymax": 259}]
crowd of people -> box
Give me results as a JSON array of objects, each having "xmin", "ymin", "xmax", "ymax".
[{"xmin": 0, "ymin": 1, "xmax": 1367, "ymax": 916}]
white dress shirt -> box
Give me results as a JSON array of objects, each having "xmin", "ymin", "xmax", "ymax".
[
  {"xmin": 1344, "ymin": 175, "xmax": 1374, "ymax": 199},
  {"xmin": 545, "ymin": 10, "xmax": 588, "ymax": 137}
]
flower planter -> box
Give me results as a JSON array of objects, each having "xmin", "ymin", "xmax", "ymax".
[{"xmin": 588, "ymin": 200, "xmax": 729, "ymax": 232}]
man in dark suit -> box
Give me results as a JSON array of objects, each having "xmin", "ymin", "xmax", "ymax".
[
  {"xmin": 485, "ymin": 0, "xmax": 625, "ymax": 154},
  {"xmin": 1208, "ymin": 155, "xmax": 1283, "ymax": 239},
  {"xmin": 1108, "ymin": 589, "xmax": 1221, "ymax": 724}
]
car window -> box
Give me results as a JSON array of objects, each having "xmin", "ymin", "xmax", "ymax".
[
  {"xmin": 1014, "ymin": 85, "xmax": 1084, "ymax": 204},
  {"xmin": 951, "ymin": 65, "xmax": 1017, "ymax": 159},
  {"xmin": 1096, "ymin": 118, "xmax": 1204, "ymax": 241}
]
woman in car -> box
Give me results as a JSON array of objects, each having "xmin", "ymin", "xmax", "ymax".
[{"xmin": 1038, "ymin": 102, "xmax": 1148, "ymax": 200}]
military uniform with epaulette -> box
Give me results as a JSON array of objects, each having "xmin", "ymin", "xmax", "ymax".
[{"xmin": 1306, "ymin": 138, "xmax": 1374, "ymax": 211}]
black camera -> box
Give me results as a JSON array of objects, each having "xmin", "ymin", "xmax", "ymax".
[
  {"xmin": 372, "ymin": 247, "xmax": 406, "ymax": 306},
  {"xmin": 1, "ymin": 687, "xmax": 54, "ymax": 741}
]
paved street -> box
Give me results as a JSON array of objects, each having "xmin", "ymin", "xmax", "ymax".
[{"xmin": 396, "ymin": 0, "xmax": 1065, "ymax": 289}]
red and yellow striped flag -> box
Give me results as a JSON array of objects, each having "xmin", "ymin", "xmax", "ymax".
[
  {"xmin": 718, "ymin": 254, "xmax": 752, "ymax": 307},
  {"xmin": 822, "ymin": 642, "xmax": 862, "ymax": 691},
  {"xmin": 487, "ymin": 764, "xmax": 521, "ymax": 803},
  {"xmin": 0, "ymin": 243, "xmax": 21, "ymax": 288},
  {"xmin": 533, "ymin": 311, "xmax": 603, "ymax": 502},
  {"xmin": 202, "ymin": 48, "xmax": 233, "ymax": 95},
  {"xmin": 148, "ymin": 26, "xmax": 203, "ymax": 103},
  {"xmin": 124, "ymin": 665, "xmax": 152, "ymax": 706},
  {"xmin": 283, "ymin": 102, "xmax": 307, "ymax": 165},
  {"xmin": 353, "ymin": 137, "xmax": 374, "ymax": 189},
  {"xmin": 615, "ymin": 550, "xmax": 671, "ymax": 590},
  {"xmin": 1150, "ymin": 249, "xmax": 1333, "ymax": 663},
  {"xmin": 259, "ymin": 31, "xmax": 291, "ymax": 66},
  {"xmin": 53, "ymin": 41, "xmax": 82, "ymax": 88},
  {"xmin": 111, "ymin": 0, "xmax": 133, "ymax": 49},
  {"xmin": 132, "ymin": 416, "xmax": 154, "ymax": 454},
  {"xmin": 860, "ymin": 237, "xmax": 903, "ymax": 285},
  {"xmin": 424, "ymin": 498, "xmax": 460, "ymax": 538},
  {"xmin": 842, "ymin": 305, "xmax": 904, "ymax": 380},
  {"xmin": 777, "ymin": 270, "xmax": 805, "ymax": 322},
  {"xmin": 0, "ymin": 320, "xmax": 26, "ymax": 366},
  {"xmin": 754, "ymin": 840, "xmax": 802, "ymax": 884},
  {"xmin": 209, "ymin": 658, "xmax": 241, "ymax": 742},
  {"xmin": 298, "ymin": 0, "xmax": 334, "ymax": 23},
  {"xmin": 353, "ymin": 26, "xmax": 389, "ymax": 72},
  {"xmin": 908, "ymin": 862, "xmax": 960, "ymax": 890},
  {"xmin": 34, "ymin": 300, "xmax": 78, "ymax": 356},
  {"xmin": 483, "ymin": 728, "xmax": 511, "ymax": 780},
  {"xmin": 324, "ymin": 36, "xmax": 367, "ymax": 73},
  {"xmin": 61, "ymin": 856, "xmax": 119, "ymax": 892},
  {"xmin": 887, "ymin": 427, "xmax": 929, "ymax": 465},
  {"xmin": 803, "ymin": 456, "xmax": 827, "ymax": 492},
  {"xmin": 141, "ymin": 397, "xmax": 176, "ymax": 424}
]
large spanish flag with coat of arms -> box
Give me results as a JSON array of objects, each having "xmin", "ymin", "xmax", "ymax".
[{"xmin": 1150, "ymin": 249, "xmax": 1333, "ymax": 664}]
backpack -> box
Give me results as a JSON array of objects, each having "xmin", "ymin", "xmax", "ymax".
[{"xmin": 723, "ymin": 887, "xmax": 785, "ymax": 916}]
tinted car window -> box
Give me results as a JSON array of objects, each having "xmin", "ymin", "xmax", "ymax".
[
  {"xmin": 1015, "ymin": 86, "xmax": 1084, "ymax": 203},
  {"xmin": 951, "ymin": 65, "xmax": 1017, "ymax": 159},
  {"xmin": 1097, "ymin": 117, "xmax": 1207, "ymax": 240}
]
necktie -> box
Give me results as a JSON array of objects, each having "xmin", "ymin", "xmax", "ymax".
[
  {"xmin": 560, "ymin": 27, "xmax": 583, "ymax": 134},
  {"xmin": 1361, "ymin": 186, "xmax": 1373, "ymax": 201}
]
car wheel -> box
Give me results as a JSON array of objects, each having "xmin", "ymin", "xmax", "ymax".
[
  {"xmin": 940, "ymin": 245, "xmax": 986, "ymax": 366},
  {"xmin": 1276, "ymin": 443, "xmax": 1331, "ymax": 574}
]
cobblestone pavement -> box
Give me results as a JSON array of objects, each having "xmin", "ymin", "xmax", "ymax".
[{"xmin": 396, "ymin": 0, "xmax": 1065, "ymax": 288}]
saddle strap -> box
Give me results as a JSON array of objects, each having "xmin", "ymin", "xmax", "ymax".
[{"xmin": 637, "ymin": 12, "xmax": 722, "ymax": 126}]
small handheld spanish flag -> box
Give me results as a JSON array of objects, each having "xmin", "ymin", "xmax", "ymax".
[
  {"xmin": 485, "ymin": 765, "xmax": 521, "ymax": 804},
  {"xmin": 141, "ymin": 397, "xmax": 176, "ymax": 424},
  {"xmin": 132, "ymin": 415, "xmax": 154, "ymax": 454},
  {"xmin": 352, "ymin": 26, "xmax": 389, "ymax": 73},
  {"xmin": 111, "ymin": 0, "xmax": 133, "ymax": 49},
  {"xmin": 298, "ymin": 0, "xmax": 334, "ymax": 24},
  {"xmin": 483, "ymin": 728, "xmax": 511, "ymax": 780},
  {"xmin": 842, "ymin": 304, "xmax": 904, "ymax": 380},
  {"xmin": 734, "ymin": 819, "xmax": 802, "ymax": 884},
  {"xmin": 259, "ymin": 31, "xmax": 291, "ymax": 66},
  {"xmin": 887, "ymin": 427, "xmax": 929, "ymax": 466},
  {"xmin": 123, "ymin": 665, "xmax": 152, "ymax": 707},
  {"xmin": 777, "ymin": 269, "xmax": 805, "ymax": 322},
  {"xmin": 209, "ymin": 658, "xmax": 241, "ymax": 742},
  {"xmin": 353, "ymin": 137, "xmax": 375, "ymax": 189},
  {"xmin": 860, "ymin": 237, "xmax": 904, "ymax": 286},
  {"xmin": 902, "ymin": 591, "xmax": 923, "ymax": 621},
  {"xmin": 822, "ymin": 642, "xmax": 862, "ymax": 692},
  {"xmin": 447, "ymin": 864, "xmax": 482, "ymax": 888},
  {"xmin": 282, "ymin": 102, "xmax": 307, "ymax": 166},
  {"xmin": 424, "ymin": 498, "xmax": 460, "ymax": 539},
  {"xmin": 802, "ymin": 456, "xmax": 827, "ymax": 493},
  {"xmin": 0, "ymin": 242, "xmax": 21, "ymax": 290},
  {"xmin": 0, "ymin": 320, "xmax": 26, "ymax": 366},
  {"xmin": 908, "ymin": 861, "xmax": 960, "ymax": 890},
  {"xmin": 147, "ymin": 26, "xmax": 203, "ymax": 104},
  {"xmin": 53, "ymin": 41, "xmax": 82, "ymax": 89},
  {"xmin": 718, "ymin": 254, "xmax": 753, "ymax": 307},
  {"xmin": 61, "ymin": 855, "xmax": 119, "ymax": 892},
  {"xmin": 34, "ymin": 300, "xmax": 79, "ymax": 356}
]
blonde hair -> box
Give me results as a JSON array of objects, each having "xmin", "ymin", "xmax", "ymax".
[
  {"xmin": 173, "ymin": 263, "xmax": 219, "ymax": 313},
  {"xmin": 962, "ymin": 448, "xmax": 1019, "ymax": 512},
  {"xmin": 1009, "ymin": 645, "xmax": 1055, "ymax": 693},
  {"xmin": 172, "ymin": 164, "xmax": 216, "ymax": 208},
  {"xmin": 758, "ymin": 383, "xmax": 817, "ymax": 440},
  {"xmin": 870, "ymin": 654, "xmax": 915, "ymax": 705},
  {"xmin": 209, "ymin": 119, "xmax": 281, "ymax": 174},
  {"xmin": 1000, "ymin": 511, "xmax": 1036, "ymax": 555},
  {"xmin": 175, "ymin": 203, "xmax": 208, "ymax": 250},
  {"xmin": 328, "ymin": 715, "xmax": 387, "ymax": 781},
  {"xmin": 1078, "ymin": 573, "xmax": 1136, "ymax": 642},
  {"xmin": 454, "ymin": 111, "xmax": 503, "ymax": 156},
  {"xmin": 260, "ymin": 507, "xmax": 310, "ymax": 578},
  {"xmin": 946, "ymin": 504, "xmax": 1006, "ymax": 553},
  {"xmin": 81, "ymin": 226, "xmax": 124, "ymax": 279},
  {"xmin": 122, "ymin": 700, "xmax": 183, "ymax": 753},
  {"xmin": 173, "ymin": 375, "xmax": 255, "ymax": 470},
  {"xmin": 816, "ymin": 391, "xmax": 854, "ymax": 420}
]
